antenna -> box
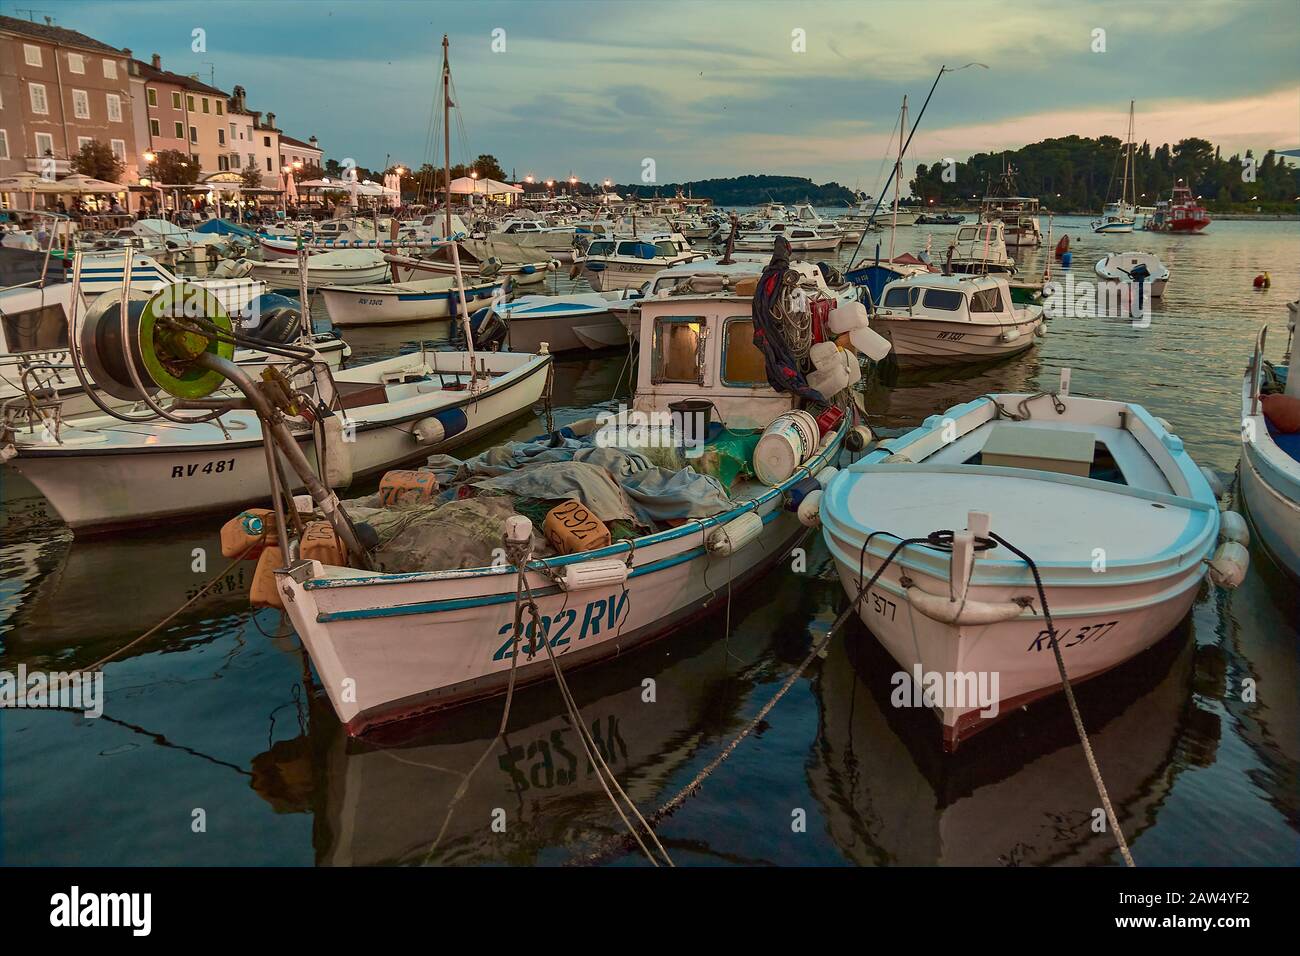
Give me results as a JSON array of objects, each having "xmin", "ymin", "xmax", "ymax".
[
  {"xmin": 202, "ymin": 62, "xmax": 216, "ymax": 88},
  {"xmin": 14, "ymin": 8, "xmax": 55, "ymax": 22}
]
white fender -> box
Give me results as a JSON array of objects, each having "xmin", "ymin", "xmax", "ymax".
[
  {"xmin": 1218, "ymin": 510, "xmax": 1249, "ymax": 547},
  {"xmin": 1198, "ymin": 465, "xmax": 1226, "ymax": 499},
  {"xmin": 323, "ymin": 414, "xmax": 353, "ymax": 488},
  {"xmin": 560, "ymin": 558, "xmax": 630, "ymax": 592},
  {"xmin": 903, "ymin": 583, "xmax": 1027, "ymax": 625},
  {"xmin": 999, "ymin": 327, "xmax": 1021, "ymax": 344},
  {"xmin": 707, "ymin": 511, "xmax": 764, "ymax": 555},
  {"xmin": 797, "ymin": 489, "xmax": 822, "ymax": 527},
  {"xmin": 1208, "ymin": 541, "xmax": 1249, "ymax": 588}
]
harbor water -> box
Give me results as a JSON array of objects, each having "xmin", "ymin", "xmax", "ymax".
[{"xmin": 1, "ymin": 215, "xmax": 1296, "ymax": 865}]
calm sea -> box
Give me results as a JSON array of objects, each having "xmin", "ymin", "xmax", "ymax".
[{"xmin": 1, "ymin": 214, "xmax": 1296, "ymax": 865}]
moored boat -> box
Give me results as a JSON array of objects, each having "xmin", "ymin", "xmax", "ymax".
[
  {"xmin": 1239, "ymin": 308, "xmax": 1300, "ymax": 577},
  {"xmin": 250, "ymin": 248, "xmax": 391, "ymax": 292},
  {"xmin": 1095, "ymin": 251, "xmax": 1170, "ymax": 298},
  {"xmin": 820, "ymin": 372, "xmax": 1248, "ymax": 749},
  {"xmin": 320, "ymin": 276, "xmax": 504, "ymax": 327}
]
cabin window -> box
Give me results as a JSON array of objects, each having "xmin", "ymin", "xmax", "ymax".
[
  {"xmin": 882, "ymin": 286, "xmax": 919, "ymax": 308},
  {"xmin": 586, "ymin": 240, "xmax": 615, "ymax": 257},
  {"xmin": 654, "ymin": 240, "xmax": 678, "ymax": 257},
  {"xmin": 922, "ymin": 289, "xmax": 963, "ymax": 311},
  {"xmin": 969, "ymin": 288, "xmax": 1004, "ymax": 313},
  {"xmin": 652, "ymin": 316, "xmax": 706, "ymax": 385},
  {"xmin": 721, "ymin": 318, "xmax": 767, "ymax": 387}
]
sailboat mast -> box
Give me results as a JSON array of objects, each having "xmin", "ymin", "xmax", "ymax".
[
  {"xmin": 443, "ymin": 34, "xmax": 452, "ymax": 238},
  {"xmin": 889, "ymin": 95, "xmax": 906, "ymax": 262},
  {"xmin": 1123, "ymin": 99, "xmax": 1134, "ymax": 208}
]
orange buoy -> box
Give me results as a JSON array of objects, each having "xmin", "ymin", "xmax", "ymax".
[
  {"xmin": 221, "ymin": 508, "xmax": 274, "ymax": 559},
  {"xmin": 250, "ymin": 545, "xmax": 285, "ymax": 609},
  {"xmin": 378, "ymin": 469, "xmax": 439, "ymax": 507},
  {"xmin": 1253, "ymin": 271, "xmax": 1271, "ymax": 289},
  {"xmin": 299, "ymin": 521, "xmax": 348, "ymax": 567}
]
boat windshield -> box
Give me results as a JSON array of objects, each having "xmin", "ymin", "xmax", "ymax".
[
  {"xmin": 883, "ymin": 286, "xmax": 920, "ymax": 308},
  {"xmin": 923, "ymin": 289, "xmax": 964, "ymax": 311},
  {"xmin": 969, "ymin": 288, "xmax": 1005, "ymax": 313}
]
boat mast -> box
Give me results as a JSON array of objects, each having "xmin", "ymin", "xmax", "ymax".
[
  {"xmin": 889, "ymin": 95, "xmax": 906, "ymax": 262},
  {"xmin": 443, "ymin": 34, "xmax": 452, "ymax": 239},
  {"xmin": 1122, "ymin": 99, "xmax": 1134, "ymax": 210}
]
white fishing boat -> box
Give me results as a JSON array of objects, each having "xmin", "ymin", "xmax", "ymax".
[
  {"xmin": 946, "ymin": 221, "xmax": 1017, "ymax": 276},
  {"xmin": 2, "ymin": 345, "xmax": 550, "ymax": 533},
  {"xmin": 574, "ymin": 232, "xmax": 706, "ymax": 291},
  {"xmin": 1239, "ymin": 307, "xmax": 1300, "ymax": 577},
  {"xmin": 387, "ymin": 238, "xmax": 556, "ymax": 288},
  {"xmin": 63, "ymin": 250, "xmax": 267, "ymax": 318},
  {"xmin": 472, "ymin": 291, "xmax": 633, "ymax": 353},
  {"xmin": 1094, "ymin": 251, "xmax": 1170, "ymax": 298},
  {"xmin": 319, "ymin": 276, "xmax": 504, "ymax": 327},
  {"xmin": 250, "ymin": 248, "xmax": 391, "ymax": 292},
  {"xmin": 260, "ymin": 253, "xmax": 886, "ymax": 736},
  {"xmin": 0, "ymin": 280, "xmax": 347, "ymax": 419},
  {"xmin": 870, "ymin": 272, "xmax": 1045, "ymax": 367},
  {"xmin": 733, "ymin": 221, "xmax": 840, "ymax": 253},
  {"xmin": 820, "ymin": 371, "xmax": 1248, "ymax": 750}
]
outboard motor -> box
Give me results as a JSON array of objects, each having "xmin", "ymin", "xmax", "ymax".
[
  {"xmin": 466, "ymin": 304, "xmax": 509, "ymax": 352},
  {"xmin": 1128, "ymin": 262, "xmax": 1152, "ymax": 284},
  {"xmin": 240, "ymin": 293, "xmax": 304, "ymax": 345}
]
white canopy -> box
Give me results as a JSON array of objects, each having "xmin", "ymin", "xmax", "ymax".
[{"xmin": 448, "ymin": 177, "xmax": 523, "ymax": 196}]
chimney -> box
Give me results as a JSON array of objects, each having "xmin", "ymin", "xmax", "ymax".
[
  {"xmin": 231, "ymin": 85, "xmax": 246, "ymax": 113},
  {"xmin": 309, "ymin": 135, "xmax": 318, "ymax": 148},
  {"xmin": 266, "ymin": 112, "xmax": 276, "ymax": 129},
  {"xmin": 123, "ymin": 48, "xmax": 132, "ymax": 59},
  {"xmin": 151, "ymin": 53, "xmax": 161, "ymax": 70}
]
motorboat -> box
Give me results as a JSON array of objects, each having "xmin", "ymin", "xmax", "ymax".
[
  {"xmin": 870, "ymin": 272, "xmax": 1045, "ymax": 367},
  {"xmin": 573, "ymin": 232, "xmax": 706, "ymax": 291},
  {"xmin": 733, "ymin": 221, "xmax": 840, "ymax": 253},
  {"xmin": 946, "ymin": 221, "xmax": 1017, "ymax": 276},
  {"xmin": 319, "ymin": 275, "xmax": 504, "ymax": 327},
  {"xmin": 386, "ymin": 238, "xmax": 557, "ymax": 288},
  {"xmin": 1095, "ymin": 251, "xmax": 1170, "ymax": 298},
  {"xmin": 249, "ymin": 248, "xmax": 391, "ymax": 292},
  {"xmin": 471, "ymin": 290, "xmax": 634, "ymax": 353}
]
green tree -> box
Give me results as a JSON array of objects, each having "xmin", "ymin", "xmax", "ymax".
[
  {"xmin": 151, "ymin": 149, "xmax": 199, "ymax": 185},
  {"xmin": 240, "ymin": 167, "xmax": 264, "ymax": 190},
  {"xmin": 471, "ymin": 154, "xmax": 506, "ymax": 181},
  {"xmin": 72, "ymin": 140, "xmax": 124, "ymax": 182}
]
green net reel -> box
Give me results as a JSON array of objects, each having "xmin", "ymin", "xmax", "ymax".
[{"xmin": 80, "ymin": 282, "xmax": 236, "ymax": 400}]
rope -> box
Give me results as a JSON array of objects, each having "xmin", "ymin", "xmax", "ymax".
[{"xmin": 987, "ymin": 531, "xmax": 1136, "ymax": 867}]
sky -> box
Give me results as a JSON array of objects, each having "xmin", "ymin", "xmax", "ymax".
[{"xmin": 11, "ymin": 0, "xmax": 1299, "ymax": 195}]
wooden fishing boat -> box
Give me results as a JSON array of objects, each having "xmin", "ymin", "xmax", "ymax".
[
  {"xmin": 386, "ymin": 239, "xmax": 556, "ymax": 288},
  {"xmin": 266, "ymin": 261, "xmax": 883, "ymax": 736},
  {"xmin": 250, "ymin": 248, "xmax": 390, "ymax": 292},
  {"xmin": 870, "ymin": 273, "xmax": 1045, "ymax": 367},
  {"xmin": 320, "ymin": 276, "xmax": 504, "ymax": 327},
  {"xmin": 472, "ymin": 291, "xmax": 632, "ymax": 353},
  {"xmin": 820, "ymin": 372, "xmax": 1249, "ymax": 749},
  {"xmin": 1239, "ymin": 309, "xmax": 1300, "ymax": 577},
  {"xmin": 2, "ymin": 348, "xmax": 550, "ymax": 533}
]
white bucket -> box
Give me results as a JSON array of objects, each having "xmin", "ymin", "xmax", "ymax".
[{"xmin": 754, "ymin": 410, "xmax": 819, "ymax": 485}]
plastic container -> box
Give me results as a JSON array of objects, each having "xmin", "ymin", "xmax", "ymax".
[
  {"xmin": 669, "ymin": 399, "xmax": 713, "ymax": 452},
  {"xmin": 221, "ymin": 508, "xmax": 274, "ymax": 560},
  {"xmin": 378, "ymin": 469, "xmax": 439, "ymax": 508},
  {"xmin": 815, "ymin": 405, "xmax": 844, "ymax": 435},
  {"xmin": 753, "ymin": 410, "xmax": 819, "ymax": 485},
  {"xmin": 300, "ymin": 521, "xmax": 347, "ymax": 567}
]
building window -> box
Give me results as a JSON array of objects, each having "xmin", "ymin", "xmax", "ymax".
[
  {"xmin": 201, "ymin": 97, "xmax": 209, "ymax": 114},
  {"xmin": 24, "ymin": 44, "xmax": 42, "ymax": 67},
  {"xmin": 102, "ymin": 58, "xmax": 117, "ymax": 79},
  {"xmin": 263, "ymin": 136, "xmax": 271, "ymax": 147},
  {"xmin": 35, "ymin": 132, "xmax": 54, "ymax": 157},
  {"xmin": 29, "ymin": 83, "xmax": 48, "ymax": 115},
  {"xmin": 229, "ymin": 123, "xmax": 236, "ymax": 139},
  {"xmin": 0, "ymin": 129, "xmax": 8, "ymax": 160},
  {"xmin": 67, "ymin": 52, "xmax": 84, "ymax": 74},
  {"xmin": 187, "ymin": 95, "xmax": 195, "ymax": 112},
  {"xmin": 72, "ymin": 89, "xmax": 90, "ymax": 119},
  {"xmin": 247, "ymin": 153, "xmax": 254, "ymax": 168},
  {"xmin": 110, "ymin": 139, "xmax": 126, "ymax": 162},
  {"xmin": 218, "ymin": 129, "xmax": 225, "ymax": 146},
  {"xmin": 280, "ymin": 154, "xmax": 286, "ymax": 166},
  {"xmin": 174, "ymin": 121, "xmax": 185, "ymax": 138},
  {"xmin": 147, "ymin": 87, "xmax": 157, "ymax": 107},
  {"xmin": 218, "ymin": 156, "xmax": 228, "ymax": 171},
  {"xmin": 77, "ymin": 136, "xmax": 93, "ymax": 151},
  {"xmin": 265, "ymin": 157, "xmax": 272, "ymax": 171},
  {"xmin": 216, "ymin": 101, "xmax": 223, "ymax": 116},
  {"xmin": 172, "ymin": 91, "xmax": 182, "ymax": 109},
  {"xmin": 150, "ymin": 118, "xmax": 161, "ymax": 136},
  {"xmin": 231, "ymin": 153, "xmax": 241, "ymax": 168},
  {"xmin": 190, "ymin": 126, "xmax": 198, "ymax": 143},
  {"xmin": 106, "ymin": 93, "xmax": 122, "ymax": 123}
]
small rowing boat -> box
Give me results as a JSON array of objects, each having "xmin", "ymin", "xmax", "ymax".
[{"xmin": 320, "ymin": 276, "xmax": 504, "ymax": 327}]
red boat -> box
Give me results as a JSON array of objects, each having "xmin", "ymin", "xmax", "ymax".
[{"xmin": 1145, "ymin": 180, "xmax": 1211, "ymax": 233}]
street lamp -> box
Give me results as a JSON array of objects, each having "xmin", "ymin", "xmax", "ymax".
[{"xmin": 524, "ymin": 174, "xmax": 534, "ymax": 184}]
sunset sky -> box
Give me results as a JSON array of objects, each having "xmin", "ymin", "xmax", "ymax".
[{"xmin": 22, "ymin": 0, "xmax": 1300, "ymax": 194}]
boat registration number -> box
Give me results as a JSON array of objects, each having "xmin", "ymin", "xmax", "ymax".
[
  {"xmin": 170, "ymin": 458, "xmax": 236, "ymax": 478},
  {"xmin": 936, "ymin": 331, "xmax": 966, "ymax": 341},
  {"xmin": 492, "ymin": 591, "xmax": 630, "ymax": 661},
  {"xmin": 359, "ymin": 299, "xmax": 384, "ymax": 306},
  {"xmin": 1027, "ymin": 619, "xmax": 1120, "ymax": 652}
]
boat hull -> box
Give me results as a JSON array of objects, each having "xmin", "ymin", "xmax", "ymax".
[
  {"xmin": 320, "ymin": 281, "xmax": 501, "ymax": 326},
  {"xmin": 6, "ymin": 356, "xmax": 550, "ymax": 533},
  {"xmin": 389, "ymin": 256, "xmax": 551, "ymax": 287},
  {"xmin": 870, "ymin": 313, "xmax": 1043, "ymax": 368},
  {"xmin": 1239, "ymin": 372, "xmax": 1300, "ymax": 577},
  {"xmin": 279, "ymin": 427, "xmax": 845, "ymax": 734},
  {"xmin": 507, "ymin": 311, "xmax": 626, "ymax": 353}
]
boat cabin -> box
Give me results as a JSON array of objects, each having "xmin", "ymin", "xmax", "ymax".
[{"xmin": 876, "ymin": 272, "xmax": 1017, "ymax": 324}]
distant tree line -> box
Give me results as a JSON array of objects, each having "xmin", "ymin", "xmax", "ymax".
[
  {"xmin": 615, "ymin": 174, "xmax": 857, "ymax": 207},
  {"xmin": 910, "ymin": 136, "xmax": 1300, "ymax": 212}
]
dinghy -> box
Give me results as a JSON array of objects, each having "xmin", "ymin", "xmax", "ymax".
[
  {"xmin": 472, "ymin": 291, "xmax": 632, "ymax": 353},
  {"xmin": 1095, "ymin": 251, "xmax": 1170, "ymax": 298},
  {"xmin": 820, "ymin": 370, "xmax": 1248, "ymax": 750},
  {"xmin": 249, "ymin": 249, "xmax": 390, "ymax": 292},
  {"xmin": 1239, "ymin": 307, "xmax": 1300, "ymax": 577},
  {"xmin": 320, "ymin": 276, "xmax": 504, "ymax": 327},
  {"xmin": 869, "ymin": 272, "xmax": 1045, "ymax": 367},
  {"xmin": 386, "ymin": 239, "xmax": 556, "ymax": 288},
  {"xmin": 228, "ymin": 245, "xmax": 888, "ymax": 736}
]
